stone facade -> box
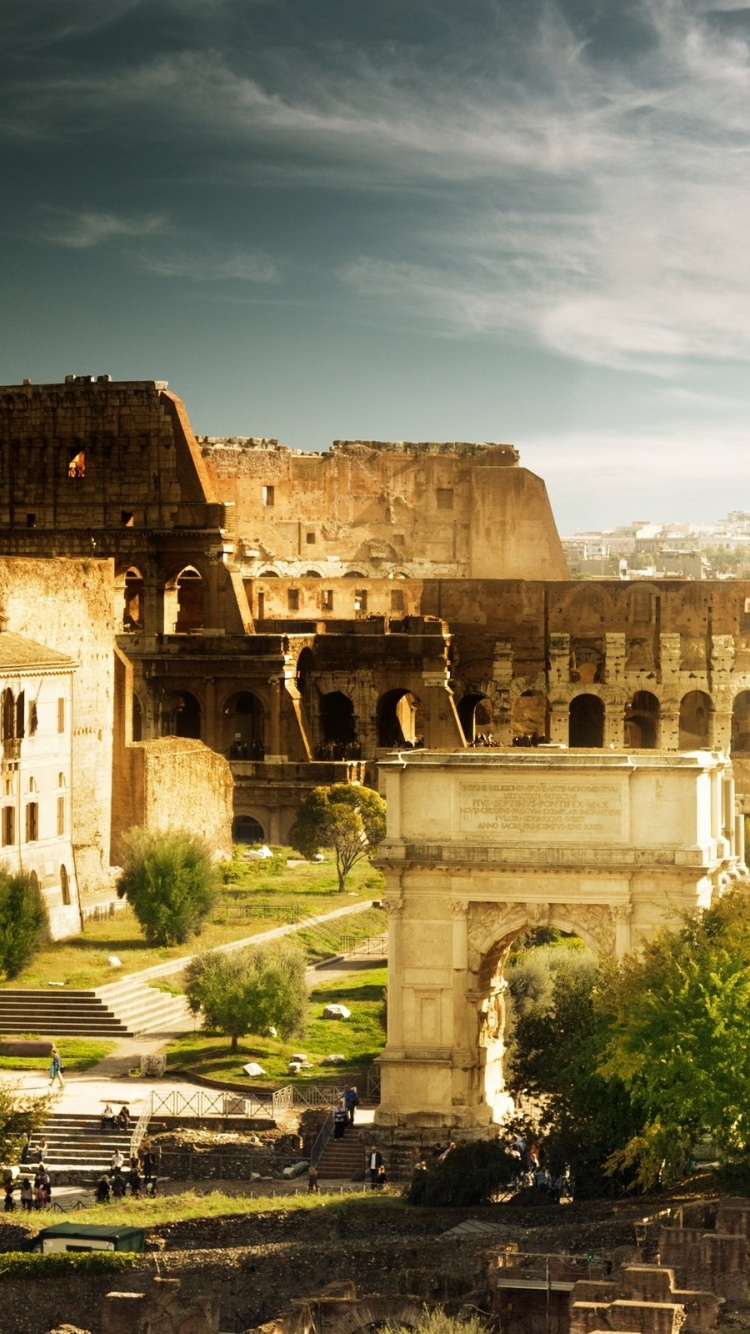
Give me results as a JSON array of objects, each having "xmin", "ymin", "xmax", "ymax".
[{"xmin": 375, "ymin": 748, "xmax": 744, "ymax": 1132}]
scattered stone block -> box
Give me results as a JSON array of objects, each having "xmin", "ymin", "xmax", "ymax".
[
  {"xmin": 243, "ymin": 1062, "xmax": 266, "ymax": 1077},
  {"xmin": 323, "ymin": 1004, "xmax": 351, "ymax": 1020}
]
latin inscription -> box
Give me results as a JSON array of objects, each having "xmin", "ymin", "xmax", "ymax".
[{"xmin": 458, "ymin": 780, "xmax": 623, "ymax": 840}]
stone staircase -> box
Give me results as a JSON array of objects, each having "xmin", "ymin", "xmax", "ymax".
[
  {"xmin": 317, "ymin": 1131, "xmax": 366, "ymax": 1180},
  {"xmin": 0, "ymin": 977, "xmax": 191, "ymax": 1038},
  {"xmin": 27, "ymin": 1114, "xmax": 133, "ymax": 1184}
]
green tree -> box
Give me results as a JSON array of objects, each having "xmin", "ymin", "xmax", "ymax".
[
  {"xmin": 185, "ymin": 940, "xmax": 307, "ymax": 1051},
  {"xmin": 407, "ymin": 1140, "xmax": 517, "ymax": 1207},
  {"xmin": 116, "ymin": 828, "xmax": 217, "ymax": 946},
  {"xmin": 0, "ymin": 869, "xmax": 49, "ymax": 978},
  {"xmin": 0, "ymin": 1081, "xmax": 54, "ymax": 1162},
  {"xmin": 289, "ymin": 783, "xmax": 386, "ymax": 892},
  {"xmin": 599, "ymin": 889, "xmax": 750, "ymax": 1187}
]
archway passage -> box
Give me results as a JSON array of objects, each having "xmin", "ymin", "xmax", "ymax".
[
  {"xmin": 512, "ymin": 690, "xmax": 550, "ymax": 745},
  {"xmin": 165, "ymin": 566, "xmax": 204, "ymax": 634},
  {"xmin": 233, "ymin": 814, "xmax": 265, "ymax": 843},
  {"xmin": 162, "ymin": 690, "xmax": 201, "ymax": 740},
  {"xmin": 625, "ymin": 690, "xmax": 659, "ymax": 748},
  {"xmin": 122, "ymin": 568, "xmax": 144, "ymax": 631},
  {"xmin": 569, "ymin": 694, "xmax": 604, "ymax": 747},
  {"xmin": 224, "ymin": 691, "xmax": 264, "ymax": 758},
  {"xmin": 732, "ymin": 691, "xmax": 750, "ymax": 753},
  {"xmin": 319, "ymin": 691, "xmax": 358, "ymax": 758},
  {"xmin": 377, "ymin": 688, "xmax": 422, "ymax": 747},
  {"xmin": 458, "ymin": 692, "xmax": 494, "ymax": 744},
  {"xmin": 679, "ymin": 689, "xmax": 711, "ymax": 749}
]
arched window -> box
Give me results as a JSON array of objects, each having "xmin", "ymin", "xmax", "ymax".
[
  {"xmin": 58, "ymin": 773, "xmax": 66, "ymax": 788},
  {"xmin": 223, "ymin": 691, "xmax": 264, "ymax": 758},
  {"xmin": 162, "ymin": 691, "xmax": 202, "ymax": 740},
  {"xmin": 122, "ymin": 568, "xmax": 144, "ymax": 632},
  {"xmin": 457, "ymin": 693, "xmax": 494, "ymax": 745},
  {"xmin": 164, "ymin": 566, "xmax": 204, "ymax": 634},
  {"xmin": 569, "ymin": 695, "xmax": 604, "ymax": 747},
  {"xmin": 233, "ymin": 815, "xmax": 265, "ymax": 843},
  {"xmin": 679, "ymin": 690, "xmax": 711, "ymax": 749},
  {"xmin": 512, "ymin": 691, "xmax": 550, "ymax": 745},
  {"xmin": 624, "ymin": 691, "xmax": 659, "ymax": 748},
  {"xmin": 377, "ymin": 688, "xmax": 422, "ymax": 748}
]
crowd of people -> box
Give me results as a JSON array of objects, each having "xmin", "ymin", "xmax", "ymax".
[
  {"xmin": 3, "ymin": 1166, "xmax": 52, "ymax": 1212},
  {"xmin": 314, "ymin": 739, "xmax": 362, "ymax": 760},
  {"xmin": 95, "ymin": 1144, "xmax": 159, "ymax": 1203},
  {"xmin": 228, "ymin": 738, "xmax": 266, "ymax": 760}
]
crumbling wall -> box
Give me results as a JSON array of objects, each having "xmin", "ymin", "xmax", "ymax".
[{"xmin": 112, "ymin": 736, "xmax": 233, "ymax": 861}]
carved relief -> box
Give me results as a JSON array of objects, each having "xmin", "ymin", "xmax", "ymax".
[
  {"xmin": 383, "ymin": 897, "xmax": 404, "ymax": 917},
  {"xmin": 554, "ymin": 902, "xmax": 616, "ymax": 955}
]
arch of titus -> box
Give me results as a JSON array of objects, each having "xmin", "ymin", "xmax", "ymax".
[{"xmin": 374, "ymin": 748, "xmax": 747, "ymax": 1135}]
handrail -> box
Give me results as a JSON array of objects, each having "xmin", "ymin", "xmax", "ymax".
[
  {"xmin": 310, "ymin": 1111, "xmax": 335, "ymax": 1167},
  {"xmin": 130, "ymin": 1090, "xmax": 153, "ymax": 1160}
]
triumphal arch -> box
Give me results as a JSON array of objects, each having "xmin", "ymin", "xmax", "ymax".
[{"xmin": 374, "ymin": 748, "xmax": 746, "ymax": 1134}]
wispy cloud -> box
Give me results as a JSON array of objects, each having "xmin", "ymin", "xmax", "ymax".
[{"xmin": 42, "ymin": 209, "xmax": 167, "ymax": 249}]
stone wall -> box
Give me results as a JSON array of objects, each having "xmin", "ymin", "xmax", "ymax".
[{"xmin": 112, "ymin": 737, "xmax": 233, "ymax": 862}]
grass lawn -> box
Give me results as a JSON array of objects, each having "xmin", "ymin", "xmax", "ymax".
[
  {"xmin": 167, "ymin": 965, "xmax": 387, "ymax": 1085},
  {"xmin": 0, "ymin": 1038, "xmax": 117, "ymax": 1071},
  {"xmin": 0, "ymin": 851, "xmax": 384, "ymax": 991}
]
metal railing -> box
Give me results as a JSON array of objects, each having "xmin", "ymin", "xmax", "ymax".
[{"xmin": 310, "ymin": 1113, "xmax": 335, "ymax": 1167}]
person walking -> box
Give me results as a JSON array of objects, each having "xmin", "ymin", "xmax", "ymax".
[
  {"xmin": 343, "ymin": 1086, "xmax": 359, "ymax": 1125},
  {"xmin": 367, "ymin": 1144, "xmax": 384, "ymax": 1188},
  {"xmin": 333, "ymin": 1102, "xmax": 347, "ymax": 1140},
  {"xmin": 49, "ymin": 1046, "xmax": 64, "ymax": 1088}
]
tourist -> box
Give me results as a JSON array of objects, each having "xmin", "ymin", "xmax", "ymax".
[
  {"xmin": 111, "ymin": 1148, "xmax": 125, "ymax": 1174},
  {"xmin": 145, "ymin": 1174, "xmax": 158, "ymax": 1197},
  {"xmin": 307, "ymin": 1164, "xmax": 319, "ymax": 1194},
  {"xmin": 36, "ymin": 1137, "xmax": 47, "ymax": 1164},
  {"xmin": 367, "ymin": 1144, "xmax": 384, "ymax": 1188},
  {"xmin": 141, "ymin": 1147, "xmax": 156, "ymax": 1183},
  {"xmin": 101, "ymin": 1103, "xmax": 115, "ymax": 1131},
  {"xmin": 49, "ymin": 1046, "xmax": 64, "ymax": 1088},
  {"xmin": 95, "ymin": 1173, "xmax": 111, "ymax": 1204},
  {"xmin": 333, "ymin": 1102, "xmax": 347, "ymax": 1140},
  {"xmin": 115, "ymin": 1104, "xmax": 131, "ymax": 1130},
  {"xmin": 19, "ymin": 1177, "xmax": 32, "ymax": 1212},
  {"xmin": 128, "ymin": 1165, "xmax": 142, "ymax": 1197},
  {"xmin": 112, "ymin": 1173, "xmax": 126, "ymax": 1201},
  {"xmin": 343, "ymin": 1085, "xmax": 359, "ymax": 1125},
  {"xmin": 3, "ymin": 1178, "xmax": 15, "ymax": 1212}
]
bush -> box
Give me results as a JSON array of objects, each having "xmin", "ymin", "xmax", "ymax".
[
  {"xmin": 0, "ymin": 869, "xmax": 49, "ymax": 978},
  {"xmin": 407, "ymin": 1140, "xmax": 517, "ymax": 1207},
  {"xmin": 116, "ymin": 827, "xmax": 217, "ymax": 945},
  {"xmin": 185, "ymin": 940, "xmax": 307, "ymax": 1050}
]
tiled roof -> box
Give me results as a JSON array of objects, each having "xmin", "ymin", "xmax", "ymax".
[{"xmin": 0, "ymin": 633, "xmax": 76, "ymax": 672}]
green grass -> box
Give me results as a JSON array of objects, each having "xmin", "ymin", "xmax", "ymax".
[
  {"xmin": 11, "ymin": 1189, "xmax": 402, "ymax": 1232},
  {"xmin": 167, "ymin": 965, "xmax": 387, "ymax": 1084},
  {"xmin": 0, "ymin": 850, "xmax": 384, "ymax": 991},
  {"xmin": 0, "ymin": 1038, "xmax": 117, "ymax": 1071}
]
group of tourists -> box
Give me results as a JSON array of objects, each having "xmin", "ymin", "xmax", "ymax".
[
  {"xmin": 95, "ymin": 1144, "xmax": 159, "ymax": 1203},
  {"xmin": 332, "ymin": 1085, "xmax": 359, "ymax": 1139},
  {"xmin": 4, "ymin": 1166, "xmax": 52, "ymax": 1212},
  {"xmin": 314, "ymin": 740, "xmax": 362, "ymax": 761},
  {"xmin": 100, "ymin": 1103, "xmax": 132, "ymax": 1131}
]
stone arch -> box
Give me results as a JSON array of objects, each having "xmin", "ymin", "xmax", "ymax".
[
  {"xmin": 376, "ymin": 688, "xmax": 422, "ymax": 747},
  {"xmin": 116, "ymin": 565, "xmax": 144, "ymax": 632},
  {"xmin": 512, "ymin": 689, "xmax": 550, "ymax": 744},
  {"xmin": 457, "ymin": 691, "xmax": 494, "ymax": 744},
  {"xmin": 679, "ymin": 689, "xmax": 711, "ymax": 748},
  {"xmin": 162, "ymin": 689, "xmax": 202, "ymax": 740},
  {"xmin": 468, "ymin": 901, "xmax": 616, "ymax": 1120},
  {"xmin": 164, "ymin": 564, "xmax": 204, "ymax": 634},
  {"xmin": 625, "ymin": 690, "xmax": 659, "ymax": 748},
  {"xmin": 320, "ymin": 691, "xmax": 357, "ymax": 751},
  {"xmin": 223, "ymin": 690, "xmax": 265, "ymax": 758},
  {"xmin": 731, "ymin": 690, "xmax": 750, "ymax": 754},
  {"xmin": 233, "ymin": 814, "xmax": 265, "ymax": 843},
  {"xmin": 556, "ymin": 583, "xmax": 614, "ymax": 624},
  {"xmin": 623, "ymin": 582, "xmax": 657, "ymax": 624},
  {"xmin": 569, "ymin": 693, "xmax": 604, "ymax": 747}
]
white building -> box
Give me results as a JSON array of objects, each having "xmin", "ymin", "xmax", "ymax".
[{"xmin": 0, "ymin": 630, "xmax": 80, "ymax": 939}]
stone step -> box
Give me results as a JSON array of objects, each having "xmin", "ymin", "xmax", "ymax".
[{"xmin": 0, "ymin": 980, "xmax": 192, "ymax": 1038}]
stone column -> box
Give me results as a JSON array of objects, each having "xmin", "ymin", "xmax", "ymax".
[
  {"xmin": 384, "ymin": 895, "xmax": 404, "ymax": 1050},
  {"xmin": 451, "ymin": 900, "xmax": 470, "ymax": 1060},
  {"xmin": 710, "ymin": 709, "xmax": 732, "ymax": 753},
  {"xmin": 267, "ymin": 676, "xmax": 282, "ymax": 759},
  {"xmin": 549, "ymin": 700, "xmax": 568, "ymax": 745},
  {"xmin": 203, "ymin": 677, "xmax": 217, "ymax": 751},
  {"xmin": 659, "ymin": 706, "xmax": 680, "ymax": 750},
  {"xmin": 604, "ymin": 704, "xmax": 625, "ymax": 749}
]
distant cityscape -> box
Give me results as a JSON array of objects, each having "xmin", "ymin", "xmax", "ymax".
[{"xmin": 562, "ymin": 512, "xmax": 750, "ymax": 580}]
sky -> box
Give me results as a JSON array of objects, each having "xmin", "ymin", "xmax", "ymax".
[{"xmin": 3, "ymin": 0, "xmax": 750, "ymax": 534}]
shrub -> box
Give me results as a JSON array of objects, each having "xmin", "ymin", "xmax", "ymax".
[
  {"xmin": 407, "ymin": 1140, "xmax": 517, "ymax": 1207},
  {"xmin": 185, "ymin": 940, "xmax": 307, "ymax": 1050},
  {"xmin": 117, "ymin": 827, "xmax": 217, "ymax": 945},
  {"xmin": 0, "ymin": 869, "xmax": 49, "ymax": 978}
]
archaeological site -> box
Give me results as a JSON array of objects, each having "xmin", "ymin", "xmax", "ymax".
[{"xmin": 3, "ymin": 376, "xmax": 750, "ymax": 1334}]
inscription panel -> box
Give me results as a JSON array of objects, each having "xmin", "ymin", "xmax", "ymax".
[{"xmin": 458, "ymin": 779, "xmax": 625, "ymax": 842}]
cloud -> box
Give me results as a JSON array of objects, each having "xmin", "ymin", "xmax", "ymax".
[
  {"xmin": 41, "ymin": 209, "xmax": 168, "ymax": 249},
  {"xmin": 132, "ymin": 244, "xmax": 280, "ymax": 283}
]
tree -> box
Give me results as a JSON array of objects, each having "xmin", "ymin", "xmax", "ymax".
[
  {"xmin": 185, "ymin": 940, "xmax": 307, "ymax": 1051},
  {"xmin": 0, "ymin": 869, "xmax": 49, "ymax": 978},
  {"xmin": 407, "ymin": 1140, "xmax": 518, "ymax": 1207},
  {"xmin": 289, "ymin": 783, "xmax": 386, "ymax": 891},
  {"xmin": 599, "ymin": 889, "xmax": 750, "ymax": 1188},
  {"xmin": 0, "ymin": 1081, "xmax": 53, "ymax": 1162},
  {"xmin": 116, "ymin": 827, "xmax": 217, "ymax": 945}
]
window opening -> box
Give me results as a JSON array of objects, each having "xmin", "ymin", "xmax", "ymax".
[
  {"xmin": 390, "ymin": 589, "xmax": 405, "ymax": 612},
  {"xmin": 262, "ymin": 485, "xmax": 275, "ymax": 506},
  {"xmin": 26, "ymin": 514, "xmax": 36, "ymax": 528},
  {"xmin": 28, "ymin": 700, "xmax": 38, "ymax": 735},
  {"xmin": 354, "ymin": 589, "xmax": 368, "ymax": 613},
  {"xmin": 321, "ymin": 590, "xmax": 334, "ymax": 611},
  {"xmin": 57, "ymin": 698, "xmax": 65, "ymax": 733},
  {"xmin": 121, "ymin": 511, "xmax": 135, "ymax": 527},
  {"xmin": 57, "ymin": 795, "xmax": 65, "ymax": 837},
  {"xmin": 68, "ymin": 450, "xmax": 85, "ymax": 478},
  {"xmin": 25, "ymin": 803, "xmax": 38, "ymax": 842},
  {"xmin": 2, "ymin": 807, "xmax": 14, "ymax": 846},
  {"xmin": 306, "ymin": 532, "xmax": 315, "ymax": 544},
  {"xmin": 437, "ymin": 488, "xmax": 454, "ymax": 510},
  {"xmin": 287, "ymin": 589, "xmax": 300, "ymax": 612},
  {"xmin": 60, "ymin": 864, "xmax": 71, "ymax": 906}
]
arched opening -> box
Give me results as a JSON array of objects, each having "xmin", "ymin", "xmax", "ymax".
[
  {"xmin": 224, "ymin": 691, "xmax": 265, "ymax": 758},
  {"xmin": 457, "ymin": 692, "xmax": 494, "ymax": 745},
  {"xmin": 377, "ymin": 688, "xmax": 422, "ymax": 748},
  {"xmin": 60, "ymin": 865, "xmax": 71, "ymax": 906},
  {"xmin": 569, "ymin": 642, "xmax": 604, "ymax": 685},
  {"xmin": 624, "ymin": 691, "xmax": 659, "ymax": 748},
  {"xmin": 569, "ymin": 694, "xmax": 604, "ymax": 747},
  {"xmin": 132, "ymin": 694, "xmax": 143, "ymax": 743},
  {"xmin": 162, "ymin": 690, "xmax": 202, "ymax": 740},
  {"xmin": 122, "ymin": 567, "xmax": 144, "ymax": 632},
  {"xmin": 164, "ymin": 566, "xmax": 204, "ymax": 634},
  {"xmin": 512, "ymin": 690, "xmax": 550, "ymax": 745},
  {"xmin": 679, "ymin": 689, "xmax": 711, "ymax": 749},
  {"xmin": 233, "ymin": 814, "xmax": 265, "ymax": 843},
  {"xmin": 732, "ymin": 691, "xmax": 750, "ymax": 754},
  {"xmin": 319, "ymin": 691, "xmax": 358, "ymax": 758}
]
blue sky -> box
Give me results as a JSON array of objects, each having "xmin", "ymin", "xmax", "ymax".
[{"xmin": 3, "ymin": 0, "xmax": 750, "ymax": 533}]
